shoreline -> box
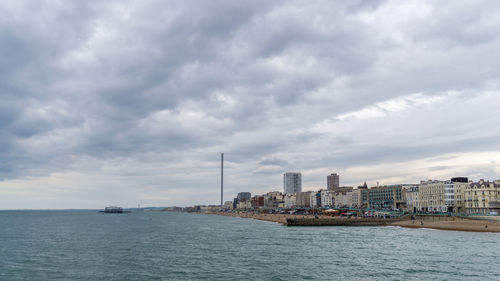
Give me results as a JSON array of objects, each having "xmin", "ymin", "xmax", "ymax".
[
  {"xmin": 203, "ymin": 211, "xmax": 500, "ymax": 232},
  {"xmin": 390, "ymin": 219, "xmax": 500, "ymax": 233},
  {"xmin": 205, "ymin": 211, "xmax": 317, "ymax": 224}
]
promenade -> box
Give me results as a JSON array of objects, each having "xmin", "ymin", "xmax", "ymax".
[
  {"xmin": 205, "ymin": 211, "xmax": 500, "ymax": 232},
  {"xmin": 391, "ymin": 219, "xmax": 500, "ymax": 232},
  {"xmin": 206, "ymin": 211, "xmax": 312, "ymax": 224}
]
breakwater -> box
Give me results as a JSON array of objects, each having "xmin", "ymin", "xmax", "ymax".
[{"xmin": 286, "ymin": 218, "xmax": 400, "ymax": 226}]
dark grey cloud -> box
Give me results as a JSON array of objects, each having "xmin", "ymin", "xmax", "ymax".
[{"xmin": 1, "ymin": 0, "xmax": 500, "ymax": 208}]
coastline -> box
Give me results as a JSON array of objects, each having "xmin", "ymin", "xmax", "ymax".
[
  {"xmin": 203, "ymin": 211, "xmax": 500, "ymax": 232},
  {"xmin": 204, "ymin": 211, "xmax": 317, "ymax": 224},
  {"xmin": 390, "ymin": 219, "xmax": 500, "ymax": 233}
]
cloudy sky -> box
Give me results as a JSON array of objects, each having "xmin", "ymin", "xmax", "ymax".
[{"xmin": 1, "ymin": 0, "xmax": 500, "ymax": 209}]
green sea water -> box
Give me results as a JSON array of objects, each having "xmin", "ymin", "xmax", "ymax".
[{"xmin": 0, "ymin": 210, "xmax": 498, "ymax": 280}]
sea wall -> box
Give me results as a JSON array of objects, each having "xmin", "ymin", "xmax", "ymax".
[
  {"xmin": 286, "ymin": 218, "xmax": 400, "ymax": 226},
  {"xmin": 409, "ymin": 214, "xmax": 468, "ymax": 221}
]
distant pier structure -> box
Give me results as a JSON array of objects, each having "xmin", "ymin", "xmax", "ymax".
[
  {"xmin": 221, "ymin": 152, "xmax": 224, "ymax": 208},
  {"xmin": 100, "ymin": 206, "xmax": 130, "ymax": 213}
]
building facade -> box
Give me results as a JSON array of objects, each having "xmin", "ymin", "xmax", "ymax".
[
  {"xmin": 327, "ymin": 173, "xmax": 340, "ymax": 191},
  {"xmin": 237, "ymin": 200, "xmax": 252, "ymax": 209},
  {"xmin": 296, "ymin": 191, "xmax": 313, "ymax": 207},
  {"xmin": 334, "ymin": 191, "xmax": 353, "ymax": 208},
  {"xmin": 284, "ymin": 172, "xmax": 302, "ymax": 195},
  {"xmin": 361, "ymin": 185, "xmax": 405, "ymax": 210},
  {"xmin": 264, "ymin": 191, "xmax": 284, "ymax": 209},
  {"xmin": 418, "ymin": 178, "xmax": 468, "ymax": 213},
  {"xmin": 465, "ymin": 180, "xmax": 500, "ymax": 214},
  {"xmin": 451, "ymin": 177, "xmax": 468, "ymax": 213},
  {"xmin": 224, "ymin": 201, "xmax": 233, "ymax": 210},
  {"xmin": 351, "ymin": 189, "xmax": 362, "ymax": 208},
  {"xmin": 320, "ymin": 190, "xmax": 333, "ymax": 207},
  {"xmin": 418, "ymin": 180, "xmax": 445, "ymax": 212},
  {"xmin": 405, "ymin": 185, "xmax": 419, "ymax": 212},
  {"xmin": 237, "ymin": 192, "xmax": 251, "ymax": 202},
  {"xmin": 310, "ymin": 192, "xmax": 318, "ymax": 208},
  {"xmin": 284, "ymin": 194, "xmax": 296, "ymax": 208},
  {"xmin": 251, "ymin": 196, "xmax": 265, "ymax": 208}
]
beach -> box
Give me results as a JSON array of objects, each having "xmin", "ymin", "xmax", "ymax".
[
  {"xmin": 205, "ymin": 211, "xmax": 318, "ymax": 224},
  {"xmin": 205, "ymin": 212, "xmax": 500, "ymax": 232},
  {"xmin": 390, "ymin": 219, "xmax": 500, "ymax": 232}
]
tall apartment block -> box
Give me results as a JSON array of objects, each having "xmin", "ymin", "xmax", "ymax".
[
  {"xmin": 327, "ymin": 173, "xmax": 340, "ymax": 191},
  {"xmin": 284, "ymin": 172, "xmax": 302, "ymax": 195}
]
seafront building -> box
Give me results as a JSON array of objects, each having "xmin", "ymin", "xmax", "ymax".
[
  {"xmin": 237, "ymin": 192, "xmax": 251, "ymax": 202},
  {"xmin": 223, "ymin": 173, "xmax": 500, "ymax": 215},
  {"xmin": 296, "ymin": 191, "xmax": 313, "ymax": 207},
  {"xmin": 361, "ymin": 185, "xmax": 405, "ymax": 210},
  {"xmin": 465, "ymin": 180, "xmax": 500, "ymax": 214},
  {"xmin": 450, "ymin": 177, "xmax": 468, "ymax": 213},
  {"xmin": 284, "ymin": 172, "xmax": 302, "ymax": 195},
  {"xmin": 251, "ymin": 195, "xmax": 265, "ymax": 208},
  {"xmin": 417, "ymin": 178, "xmax": 468, "ymax": 213},
  {"xmin": 309, "ymin": 191, "xmax": 321, "ymax": 208},
  {"xmin": 224, "ymin": 201, "xmax": 233, "ymax": 210},
  {"xmin": 351, "ymin": 185, "xmax": 366, "ymax": 208},
  {"xmin": 334, "ymin": 192, "xmax": 352, "ymax": 208},
  {"xmin": 237, "ymin": 200, "xmax": 252, "ymax": 209},
  {"xmin": 264, "ymin": 191, "xmax": 284, "ymax": 208},
  {"xmin": 310, "ymin": 192, "xmax": 318, "ymax": 208},
  {"xmin": 284, "ymin": 194, "xmax": 297, "ymax": 208},
  {"xmin": 349, "ymin": 183, "xmax": 368, "ymax": 209},
  {"xmin": 327, "ymin": 173, "xmax": 340, "ymax": 191},
  {"xmin": 320, "ymin": 190, "xmax": 334, "ymax": 207},
  {"xmin": 418, "ymin": 180, "xmax": 445, "ymax": 212},
  {"xmin": 405, "ymin": 185, "xmax": 419, "ymax": 213},
  {"xmin": 233, "ymin": 192, "xmax": 252, "ymax": 209}
]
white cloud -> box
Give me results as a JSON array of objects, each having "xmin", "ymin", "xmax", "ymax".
[{"xmin": 334, "ymin": 92, "xmax": 459, "ymax": 122}]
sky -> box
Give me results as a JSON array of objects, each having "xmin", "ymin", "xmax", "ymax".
[{"xmin": 1, "ymin": 0, "xmax": 500, "ymax": 209}]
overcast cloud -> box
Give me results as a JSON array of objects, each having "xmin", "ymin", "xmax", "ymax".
[{"xmin": 1, "ymin": 0, "xmax": 500, "ymax": 209}]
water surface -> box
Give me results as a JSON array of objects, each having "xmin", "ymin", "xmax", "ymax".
[{"xmin": 0, "ymin": 211, "xmax": 498, "ymax": 280}]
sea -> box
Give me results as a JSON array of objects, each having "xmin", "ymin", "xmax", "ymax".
[{"xmin": 0, "ymin": 210, "xmax": 498, "ymax": 281}]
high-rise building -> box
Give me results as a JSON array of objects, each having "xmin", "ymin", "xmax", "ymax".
[
  {"xmin": 327, "ymin": 173, "xmax": 340, "ymax": 191},
  {"xmin": 284, "ymin": 172, "xmax": 302, "ymax": 195},
  {"xmin": 237, "ymin": 192, "xmax": 251, "ymax": 202}
]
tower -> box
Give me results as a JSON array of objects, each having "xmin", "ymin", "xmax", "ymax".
[
  {"xmin": 221, "ymin": 153, "xmax": 224, "ymax": 208},
  {"xmin": 284, "ymin": 172, "xmax": 302, "ymax": 195},
  {"xmin": 327, "ymin": 173, "xmax": 340, "ymax": 191}
]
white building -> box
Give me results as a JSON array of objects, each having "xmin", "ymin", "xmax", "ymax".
[
  {"xmin": 310, "ymin": 192, "xmax": 319, "ymax": 208},
  {"xmin": 224, "ymin": 201, "xmax": 233, "ymax": 210},
  {"xmin": 418, "ymin": 178, "xmax": 468, "ymax": 213},
  {"xmin": 284, "ymin": 172, "xmax": 302, "ymax": 195},
  {"xmin": 264, "ymin": 191, "xmax": 284, "ymax": 208},
  {"xmin": 334, "ymin": 192, "xmax": 353, "ymax": 208},
  {"xmin": 237, "ymin": 201, "xmax": 252, "ymax": 209},
  {"xmin": 284, "ymin": 194, "xmax": 296, "ymax": 208},
  {"xmin": 351, "ymin": 189, "xmax": 362, "ymax": 208},
  {"xmin": 320, "ymin": 190, "xmax": 333, "ymax": 207},
  {"xmin": 405, "ymin": 185, "xmax": 419, "ymax": 212},
  {"xmin": 444, "ymin": 181, "xmax": 454, "ymax": 211}
]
